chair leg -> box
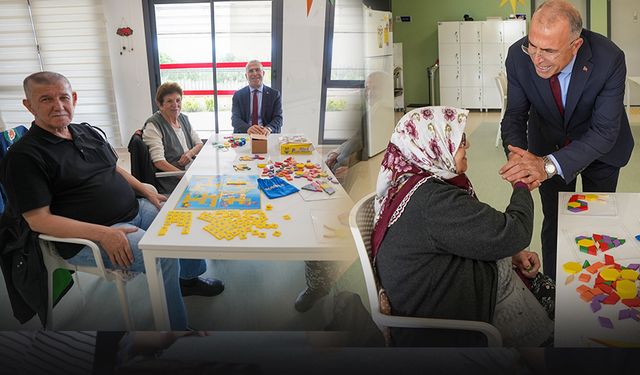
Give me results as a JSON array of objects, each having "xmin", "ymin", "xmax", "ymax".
[
  {"xmin": 46, "ymin": 269, "xmax": 55, "ymax": 330},
  {"xmin": 115, "ymin": 280, "xmax": 134, "ymax": 330}
]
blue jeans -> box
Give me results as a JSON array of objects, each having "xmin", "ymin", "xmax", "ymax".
[
  {"xmin": 180, "ymin": 259, "xmax": 206, "ymax": 280},
  {"xmin": 66, "ymin": 198, "xmax": 195, "ymax": 330}
]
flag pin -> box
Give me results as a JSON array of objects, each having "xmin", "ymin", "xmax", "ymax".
[{"xmin": 582, "ymin": 66, "xmax": 588, "ymax": 72}]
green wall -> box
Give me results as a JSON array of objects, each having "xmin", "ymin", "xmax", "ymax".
[
  {"xmin": 589, "ymin": 0, "xmax": 608, "ymax": 36},
  {"xmin": 392, "ymin": 0, "xmax": 533, "ymax": 106},
  {"xmin": 392, "ymin": 0, "xmax": 615, "ymax": 106}
]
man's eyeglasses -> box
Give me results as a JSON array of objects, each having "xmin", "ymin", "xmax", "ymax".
[
  {"xmin": 520, "ymin": 37, "xmax": 580, "ymax": 61},
  {"xmin": 247, "ymin": 68, "xmax": 263, "ymax": 74}
]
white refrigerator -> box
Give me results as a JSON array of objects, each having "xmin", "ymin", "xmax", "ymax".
[{"xmin": 363, "ymin": 6, "xmax": 394, "ymax": 158}]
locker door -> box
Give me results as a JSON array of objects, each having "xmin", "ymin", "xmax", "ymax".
[
  {"xmin": 439, "ymin": 65, "xmax": 460, "ymax": 87},
  {"xmin": 440, "ymin": 87, "xmax": 461, "ymax": 107},
  {"xmin": 438, "ymin": 43, "xmax": 460, "ymax": 66},
  {"xmin": 459, "ymin": 22, "xmax": 482, "ymax": 43},
  {"xmin": 482, "ymin": 21, "xmax": 503, "ymax": 43},
  {"xmin": 438, "ymin": 22, "xmax": 460, "ymax": 44}
]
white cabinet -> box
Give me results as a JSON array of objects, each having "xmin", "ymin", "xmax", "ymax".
[{"xmin": 438, "ymin": 19, "xmax": 526, "ymax": 110}]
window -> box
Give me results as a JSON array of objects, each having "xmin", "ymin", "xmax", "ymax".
[
  {"xmin": 319, "ymin": 0, "xmax": 364, "ymax": 144},
  {"xmin": 144, "ymin": 0, "xmax": 282, "ymax": 138},
  {"xmin": 0, "ymin": 0, "xmax": 121, "ymax": 144}
]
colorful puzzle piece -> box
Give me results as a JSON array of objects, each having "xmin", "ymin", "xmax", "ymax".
[
  {"xmin": 574, "ymin": 234, "xmax": 626, "ymax": 256},
  {"xmin": 158, "ymin": 210, "xmax": 193, "ymax": 236},
  {"xmin": 563, "ymin": 261, "xmax": 583, "ymax": 274},
  {"xmin": 598, "ymin": 316, "xmax": 614, "ymax": 329},
  {"xmin": 198, "ymin": 209, "xmax": 279, "ymax": 241},
  {"xmin": 616, "ymin": 280, "xmax": 638, "ymax": 300},
  {"xmin": 567, "ymin": 194, "xmax": 608, "ymax": 212}
]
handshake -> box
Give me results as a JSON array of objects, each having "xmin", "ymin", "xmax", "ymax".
[{"xmin": 499, "ymin": 145, "xmax": 552, "ymax": 191}]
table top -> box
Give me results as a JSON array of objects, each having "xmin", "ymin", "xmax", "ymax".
[
  {"xmin": 628, "ymin": 76, "xmax": 640, "ymax": 84},
  {"xmin": 555, "ymin": 192, "xmax": 640, "ymax": 347},
  {"xmin": 138, "ymin": 134, "xmax": 356, "ymax": 261}
]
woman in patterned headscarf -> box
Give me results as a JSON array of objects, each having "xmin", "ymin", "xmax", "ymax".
[{"xmin": 372, "ymin": 106, "xmax": 553, "ymax": 347}]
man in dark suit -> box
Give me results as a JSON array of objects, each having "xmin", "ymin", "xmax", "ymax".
[
  {"xmin": 231, "ymin": 60, "xmax": 283, "ymax": 135},
  {"xmin": 499, "ymin": 0, "xmax": 634, "ymax": 280}
]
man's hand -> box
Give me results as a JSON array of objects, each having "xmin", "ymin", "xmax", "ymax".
[
  {"xmin": 512, "ymin": 250, "xmax": 541, "ymax": 279},
  {"xmin": 499, "ymin": 145, "xmax": 546, "ymax": 189},
  {"xmin": 145, "ymin": 191, "xmax": 167, "ymax": 210},
  {"xmin": 98, "ymin": 226, "xmax": 138, "ymax": 267},
  {"xmin": 247, "ymin": 124, "xmax": 269, "ymax": 135}
]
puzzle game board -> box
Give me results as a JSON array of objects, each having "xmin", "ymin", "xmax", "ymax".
[{"xmin": 175, "ymin": 175, "xmax": 261, "ymax": 210}]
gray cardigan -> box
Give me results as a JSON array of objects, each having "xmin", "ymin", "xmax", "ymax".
[{"xmin": 375, "ymin": 178, "xmax": 533, "ymax": 346}]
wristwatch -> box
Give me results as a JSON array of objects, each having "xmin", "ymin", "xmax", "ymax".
[{"xmin": 542, "ymin": 155, "xmax": 557, "ymax": 179}]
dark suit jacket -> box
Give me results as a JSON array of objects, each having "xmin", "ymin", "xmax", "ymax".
[
  {"xmin": 501, "ymin": 28, "xmax": 633, "ymax": 182},
  {"xmin": 231, "ymin": 85, "xmax": 283, "ymax": 133}
]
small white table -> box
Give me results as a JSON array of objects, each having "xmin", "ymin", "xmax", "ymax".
[
  {"xmin": 555, "ymin": 192, "xmax": 640, "ymax": 347},
  {"xmin": 627, "ymin": 76, "xmax": 640, "ymax": 114},
  {"xmin": 139, "ymin": 134, "xmax": 356, "ymax": 330}
]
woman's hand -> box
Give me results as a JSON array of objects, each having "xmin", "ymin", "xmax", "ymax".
[
  {"xmin": 177, "ymin": 151, "xmax": 193, "ymax": 167},
  {"xmin": 512, "ymin": 250, "xmax": 541, "ymax": 279}
]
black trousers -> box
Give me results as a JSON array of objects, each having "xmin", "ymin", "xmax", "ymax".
[{"xmin": 539, "ymin": 159, "xmax": 620, "ymax": 281}]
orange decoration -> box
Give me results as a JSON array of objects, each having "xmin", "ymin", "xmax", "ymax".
[{"xmin": 306, "ymin": 0, "xmax": 313, "ymax": 16}]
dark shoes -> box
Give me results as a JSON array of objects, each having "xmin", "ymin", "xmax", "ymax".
[
  {"xmin": 294, "ymin": 287, "xmax": 329, "ymax": 313},
  {"xmin": 180, "ymin": 277, "xmax": 225, "ymax": 297}
]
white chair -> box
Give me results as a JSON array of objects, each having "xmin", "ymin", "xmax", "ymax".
[
  {"xmin": 38, "ymin": 183, "xmax": 158, "ymax": 330},
  {"xmin": 495, "ymin": 72, "xmax": 508, "ymax": 148},
  {"xmin": 348, "ymin": 192, "xmax": 503, "ymax": 347}
]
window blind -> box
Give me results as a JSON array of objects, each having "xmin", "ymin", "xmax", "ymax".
[{"xmin": 0, "ymin": 0, "xmax": 121, "ymax": 145}]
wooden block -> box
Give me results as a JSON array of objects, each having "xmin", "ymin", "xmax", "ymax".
[
  {"xmin": 602, "ymin": 292, "xmax": 620, "ymax": 305},
  {"xmin": 580, "ymin": 290, "xmax": 594, "ymax": 302},
  {"xmin": 621, "ymin": 298, "xmax": 640, "ymax": 308},
  {"xmin": 579, "ymin": 273, "xmax": 592, "ymax": 282},
  {"xmin": 576, "ymin": 284, "xmax": 590, "ymax": 294},
  {"xmin": 605, "ymin": 254, "xmax": 615, "ymax": 265}
]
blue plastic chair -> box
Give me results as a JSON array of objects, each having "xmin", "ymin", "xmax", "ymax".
[{"xmin": 0, "ymin": 125, "xmax": 28, "ymax": 214}]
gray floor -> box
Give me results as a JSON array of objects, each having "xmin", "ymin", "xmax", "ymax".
[{"xmin": 1, "ymin": 109, "xmax": 638, "ymax": 330}]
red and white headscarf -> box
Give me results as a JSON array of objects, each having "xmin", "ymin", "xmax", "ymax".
[{"xmin": 371, "ymin": 106, "xmax": 474, "ymax": 257}]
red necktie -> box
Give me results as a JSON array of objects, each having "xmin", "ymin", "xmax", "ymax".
[
  {"xmin": 549, "ymin": 73, "xmax": 563, "ymax": 116},
  {"xmin": 251, "ymin": 89, "xmax": 259, "ymax": 125}
]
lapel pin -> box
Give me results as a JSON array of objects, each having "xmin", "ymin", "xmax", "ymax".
[{"xmin": 582, "ymin": 66, "xmax": 588, "ymax": 72}]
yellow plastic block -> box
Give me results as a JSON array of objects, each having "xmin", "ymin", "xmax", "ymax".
[
  {"xmin": 567, "ymin": 201, "xmax": 581, "ymax": 208},
  {"xmin": 577, "ymin": 238, "xmax": 595, "ymax": 247},
  {"xmin": 562, "ymin": 261, "xmax": 582, "ymax": 274},
  {"xmin": 273, "ymin": 231, "xmax": 281, "ymax": 237},
  {"xmin": 621, "ymin": 269, "xmax": 639, "ymax": 281},
  {"xmin": 599, "ymin": 268, "xmax": 620, "ymax": 281},
  {"xmin": 282, "ymin": 214, "xmax": 291, "ymax": 220},
  {"xmin": 584, "ymin": 194, "xmax": 599, "ymax": 201},
  {"xmin": 616, "ymin": 279, "xmax": 637, "ymax": 299}
]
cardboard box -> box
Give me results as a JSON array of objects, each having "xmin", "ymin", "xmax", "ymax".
[
  {"xmin": 280, "ymin": 142, "xmax": 313, "ymax": 155},
  {"xmin": 278, "ymin": 135, "xmax": 314, "ymax": 155},
  {"xmin": 251, "ymin": 134, "xmax": 268, "ymax": 154}
]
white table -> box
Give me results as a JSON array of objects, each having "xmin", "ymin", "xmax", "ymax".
[
  {"xmin": 139, "ymin": 134, "xmax": 356, "ymax": 330},
  {"xmin": 627, "ymin": 76, "xmax": 640, "ymax": 114},
  {"xmin": 555, "ymin": 192, "xmax": 640, "ymax": 347}
]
